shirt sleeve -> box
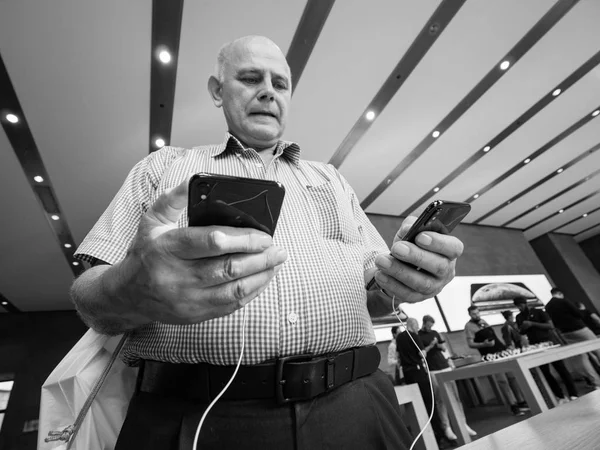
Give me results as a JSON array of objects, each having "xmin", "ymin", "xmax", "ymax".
[
  {"xmin": 74, "ymin": 147, "xmax": 182, "ymax": 265},
  {"xmin": 331, "ymin": 167, "xmax": 389, "ymax": 272},
  {"xmin": 435, "ymin": 331, "xmax": 445, "ymax": 344}
]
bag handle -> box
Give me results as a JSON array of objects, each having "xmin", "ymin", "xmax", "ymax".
[{"xmin": 44, "ymin": 332, "xmax": 130, "ymax": 448}]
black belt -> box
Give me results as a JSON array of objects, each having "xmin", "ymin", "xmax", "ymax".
[{"xmin": 137, "ymin": 346, "xmax": 380, "ymax": 405}]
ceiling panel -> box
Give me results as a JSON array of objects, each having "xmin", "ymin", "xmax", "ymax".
[
  {"xmin": 170, "ymin": 0, "xmax": 307, "ymax": 150},
  {"xmin": 0, "ymin": 0, "xmax": 152, "ymax": 245},
  {"xmin": 0, "ymin": 129, "xmax": 74, "ymax": 311},
  {"xmin": 415, "ymin": 68, "xmax": 600, "ymax": 215},
  {"xmin": 485, "ymin": 144, "xmax": 600, "ymax": 228},
  {"xmin": 524, "ymin": 188, "xmax": 600, "ymax": 240},
  {"xmin": 337, "ymin": 0, "xmax": 553, "ymax": 203},
  {"xmin": 285, "ymin": 0, "xmax": 440, "ymax": 162},
  {"xmin": 558, "ymin": 208, "xmax": 600, "ymax": 235},
  {"xmin": 575, "ymin": 223, "xmax": 600, "ymax": 242},
  {"xmin": 368, "ymin": 0, "xmax": 600, "ymax": 217}
]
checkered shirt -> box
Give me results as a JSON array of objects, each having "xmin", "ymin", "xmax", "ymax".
[{"xmin": 75, "ymin": 133, "xmax": 389, "ymax": 366}]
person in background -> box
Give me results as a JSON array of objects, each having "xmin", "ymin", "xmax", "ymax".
[
  {"xmin": 576, "ymin": 301, "xmax": 600, "ymax": 336},
  {"xmin": 545, "ymin": 288, "xmax": 600, "ymax": 389},
  {"xmin": 397, "ymin": 318, "xmax": 449, "ymax": 447},
  {"xmin": 419, "ymin": 315, "xmax": 477, "ymax": 440},
  {"xmin": 464, "ymin": 306, "xmax": 529, "ymax": 416},
  {"xmin": 513, "ymin": 297, "xmax": 578, "ymax": 403},
  {"xmin": 387, "ymin": 326, "xmax": 403, "ymax": 385},
  {"xmin": 501, "ymin": 310, "xmax": 526, "ymax": 350}
]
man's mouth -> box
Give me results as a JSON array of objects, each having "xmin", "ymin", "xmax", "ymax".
[{"xmin": 250, "ymin": 112, "xmax": 277, "ymax": 119}]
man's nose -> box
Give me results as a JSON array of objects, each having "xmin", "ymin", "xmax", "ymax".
[{"xmin": 258, "ymin": 82, "xmax": 275, "ymax": 101}]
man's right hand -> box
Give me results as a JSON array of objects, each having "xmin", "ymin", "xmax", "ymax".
[
  {"xmin": 114, "ymin": 179, "xmax": 288, "ymax": 326},
  {"xmin": 483, "ymin": 339, "xmax": 495, "ymax": 348}
]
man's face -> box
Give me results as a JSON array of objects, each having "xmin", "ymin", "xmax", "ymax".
[
  {"xmin": 423, "ymin": 320, "xmax": 434, "ymax": 332},
  {"xmin": 215, "ymin": 38, "xmax": 291, "ymax": 149},
  {"xmin": 515, "ymin": 303, "xmax": 526, "ymax": 313},
  {"xmin": 506, "ymin": 314, "xmax": 514, "ymax": 323},
  {"xmin": 406, "ymin": 319, "xmax": 419, "ymax": 333},
  {"xmin": 554, "ymin": 291, "xmax": 564, "ymax": 299},
  {"xmin": 469, "ymin": 309, "xmax": 480, "ymax": 321}
]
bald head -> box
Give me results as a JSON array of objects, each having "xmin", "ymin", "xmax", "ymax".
[
  {"xmin": 406, "ymin": 318, "xmax": 419, "ymax": 333},
  {"xmin": 215, "ymin": 36, "xmax": 289, "ymax": 83}
]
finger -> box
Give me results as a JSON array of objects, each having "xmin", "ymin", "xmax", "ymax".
[
  {"xmin": 373, "ymin": 270, "xmax": 428, "ymax": 304},
  {"xmin": 395, "ymin": 216, "xmax": 418, "ymax": 241},
  {"xmin": 413, "ymin": 232, "xmax": 464, "ymax": 261},
  {"xmin": 148, "ymin": 179, "xmax": 189, "ymax": 226},
  {"xmin": 386, "ymin": 242, "xmax": 454, "ymax": 279},
  {"xmin": 191, "ymin": 246, "xmax": 288, "ymax": 286},
  {"xmin": 375, "ymin": 255, "xmax": 445, "ymax": 298},
  {"xmin": 164, "ymin": 226, "xmax": 273, "ymax": 259}
]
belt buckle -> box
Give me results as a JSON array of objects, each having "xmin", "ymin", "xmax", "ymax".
[{"xmin": 275, "ymin": 353, "xmax": 313, "ymax": 405}]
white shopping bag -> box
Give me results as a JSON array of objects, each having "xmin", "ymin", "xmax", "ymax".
[{"xmin": 38, "ymin": 329, "xmax": 138, "ymax": 450}]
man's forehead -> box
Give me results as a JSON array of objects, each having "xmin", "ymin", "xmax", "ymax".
[{"xmin": 228, "ymin": 39, "xmax": 289, "ymax": 74}]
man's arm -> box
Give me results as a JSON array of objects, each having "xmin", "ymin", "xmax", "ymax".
[{"xmin": 590, "ymin": 313, "xmax": 600, "ymax": 329}]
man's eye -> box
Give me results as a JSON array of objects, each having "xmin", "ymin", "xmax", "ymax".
[
  {"xmin": 243, "ymin": 78, "xmax": 259, "ymax": 84},
  {"xmin": 275, "ymin": 83, "xmax": 288, "ymax": 90}
]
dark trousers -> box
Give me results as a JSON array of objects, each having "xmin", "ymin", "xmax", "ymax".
[
  {"xmin": 115, "ymin": 369, "xmax": 412, "ymax": 450},
  {"xmin": 402, "ymin": 367, "xmax": 445, "ymax": 440},
  {"xmin": 539, "ymin": 360, "xmax": 578, "ymax": 399}
]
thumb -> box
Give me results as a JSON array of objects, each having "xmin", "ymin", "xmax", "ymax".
[{"xmin": 147, "ymin": 179, "xmax": 189, "ymax": 226}]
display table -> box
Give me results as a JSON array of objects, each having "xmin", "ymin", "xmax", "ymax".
[
  {"xmin": 394, "ymin": 384, "xmax": 439, "ymax": 450},
  {"xmin": 460, "ymin": 390, "xmax": 600, "ymax": 449},
  {"xmin": 435, "ymin": 339, "xmax": 600, "ymax": 445}
]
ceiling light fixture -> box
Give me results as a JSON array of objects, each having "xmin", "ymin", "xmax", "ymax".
[
  {"xmin": 365, "ymin": 111, "xmax": 375, "ymax": 121},
  {"xmin": 72, "ymin": 261, "xmax": 80, "ymax": 266},
  {"xmin": 6, "ymin": 114, "xmax": 19, "ymax": 123},
  {"xmin": 556, "ymin": 168, "xmax": 563, "ymax": 173},
  {"xmin": 483, "ymin": 146, "xmax": 491, "ymax": 153},
  {"xmin": 34, "ymin": 175, "xmax": 44, "ymax": 182},
  {"xmin": 432, "ymin": 130, "xmax": 440, "ymax": 138},
  {"xmin": 1, "ymin": 301, "xmax": 7, "ymax": 306},
  {"xmin": 558, "ymin": 209, "xmax": 564, "ymax": 214},
  {"xmin": 583, "ymin": 213, "xmax": 588, "ymax": 218},
  {"xmin": 524, "ymin": 158, "xmax": 531, "ymax": 164},
  {"xmin": 158, "ymin": 50, "xmax": 171, "ymax": 64},
  {"xmin": 552, "ymin": 88, "xmax": 561, "ymax": 97},
  {"xmin": 473, "ymin": 194, "xmax": 479, "ymax": 199},
  {"xmin": 433, "ymin": 187, "xmax": 440, "ymax": 193},
  {"xmin": 155, "ymin": 138, "xmax": 165, "ymax": 147},
  {"xmin": 64, "ymin": 243, "xmax": 72, "ymax": 248},
  {"xmin": 51, "ymin": 215, "xmax": 59, "ymax": 220},
  {"xmin": 499, "ymin": 60, "xmax": 510, "ymax": 70},
  {"xmin": 593, "ymin": 110, "xmax": 600, "ymax": 117}
]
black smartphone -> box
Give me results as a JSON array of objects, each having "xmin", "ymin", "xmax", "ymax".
[
  {"xmin": 187, "ymin": 173, "xmax": 285, "ymax": 236},
  {"xmin": 366, "ymin": 200, "xmax": 471, "ymax": 290}
]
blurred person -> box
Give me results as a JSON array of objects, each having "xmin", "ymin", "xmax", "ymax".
[
  {"xmin": 576, "ymin": 301, "xmax": 600, "ymax": 336},
  {"xmin": 388, "ymin": 326, "xmax": 403, "ymax": 385},
  {"xmin": 514, "ymin": 297, "xmax": 578, "ymax": 402},
  {"xmin": 419, "ymin": 315, "xmax": 477, "ymax": 440},
  {"xmin": 464, "ymin": 306, "xmax": 528, "ymax": 416},
  {"xmin": 501, "ymin": 310, "xmax": 526, "ymax": 350},
  {"xmin": 545, "ymin": 288, "xmax": 600, "ymax": 388},
  {"xmin": 70, "ymin": 35, "xmax": 465, "ymax": 449}
]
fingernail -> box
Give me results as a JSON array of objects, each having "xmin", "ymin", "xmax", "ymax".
[
  {"xmin": 418, "ymin": 233, "xmax": 432, "ymax": 246},
  {"xmin": 376, "ymin": 255, "xmax": 392, "ymax": 269},
  {"xmin": 258, "ymin": 234, "xmax": 272, "ymax": 248},
  {"xmin": 394, "ymin": 243, "xmax": 410, "ymax": 257},
  {"xmin": 275, "ymin": 247, "xmax": 288, "ymax": 260},
  {"xmin": 376, "ymin": 272, "xmax": 389, "ymax": 283}
]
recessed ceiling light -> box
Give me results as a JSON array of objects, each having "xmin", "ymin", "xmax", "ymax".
[
  {"xmin": 556, "ymin": 168, "xmax": 563, "ymax": 174},
  {"xmin": 558, "ymin": 209, "xmax": 564, "ymax": 214},
  {"xmin": 6, "ymin": 114, "xmax": 19, "ymax": 123},
  {"xmin": 552, "ymin": 88, "xmax": 561, "ymax": 97},
  {"xmin": 432, "ymin": 130, "xmax": 440, "ymax": 138},
  {"xmin": 386, "ymin": 179, "xmax": 392, "ymax": 184},
  {"xmin": 593, "ymin": 110, "xmax": 600, "ymax": 117},
  {"xmin": 72, "ymin": 261, "xmax": 80, "ymax": 266},
  {"xmin": 583, "ymin": 213, "xmax": 588, "ymax": 218},
  {"xmin": 473, "ymin": 194, "xmax": 479, "ymax": 199},
  {"xmin": 1, "ymin": 301, "xmax": 7, "ymax": 306},
  {"xmin": 64, "ymin": 243, "xmax": 72, "ymax": 248},
  {"xmin": 483, "ymin": 146, "xmax": 491, "ymax": 153},
  {"xmin": 433, "ymin": 187, "xmax": 440, "ymax": 193},
  {"xmin": 34, "ymin": 175, "xmax": 44, "ymax": 182},
  {"xmin": 365, "ymin": 111, "xmax": 375, "ymax": 121},
  {"xmin": 524, "ymin": 158, "xmax": 531, "ymax": 164},
  {"xmin": 155, "ymin": 138, "xmax": 165, "ymax": 147},
  {"xmin": 535, "ymin": 205, "xmax": 540, "ymax": 209},
  {"xmin": 499, "ymin": 60, "xmax": 510, "ymax": 70},
  {"xmin": 158, "ymin": 50, "xmax": 171, "ymax": 64},
  {"xmin": 507, "ymin": 200, "xmax": 511, "ymax": 204},
  {"xmin": 51, "ymin": 214, "xmax": 59, "ymax": 220}
]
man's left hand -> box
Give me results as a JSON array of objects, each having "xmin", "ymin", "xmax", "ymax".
[
  {"xmin": 520, "ymin": 320, "xmax": 533, "ymax": 331},
  {"xmin": 374, "ymin": 216, "xmax": 464, "ymax": 304}
]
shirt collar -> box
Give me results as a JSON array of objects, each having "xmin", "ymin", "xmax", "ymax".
[{"xmin": 209, "ymin": 132, "xmax": 301, "ymax": 167}]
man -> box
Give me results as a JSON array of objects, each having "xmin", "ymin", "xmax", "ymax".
[
  {"xmin": 70, "ymin": 36, "xmax": 464, "ymax": 449},
  {"xmin": 501, "ymin": 310, "xmax": 525, "ymax": 350},
  {"xmin": 545, "ymin": 288, "xmax": 600, "ymax": 388},
  {"xmin": 576, "ymin": 301, "xmax": 600, "ymax": 336},
  {"xmin": 387, "ymin": 326, "xmax": 403, "ymax": 385},
  {"xmin": 396, "ymin": 318, "xmax": 448, "ymax": 446},
  {"xmin": 464, "ymin": 306, "xmax": 528, "ymax": 416},
  {"xmin": 419, "ymin": 315, "xmax": 477, "ymax": 441},
  {"xmin": 513, "ymin": 297, "xmax": 578, "ymax": 402}
]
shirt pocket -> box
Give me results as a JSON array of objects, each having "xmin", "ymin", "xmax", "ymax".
[{"xmin": 306, "ymin": 181, "xmax": 361, "ymax": 245}]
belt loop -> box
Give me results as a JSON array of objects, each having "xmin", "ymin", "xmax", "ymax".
[
  {"xmin": 326, "ymin": 356, "xmax": 335, "ymax": 389},
  {"xmin": 350, "ymin": 348, "xmax": 359, "ymax": 380}
]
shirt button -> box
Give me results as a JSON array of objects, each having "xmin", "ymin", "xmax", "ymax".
[{"xmin": 287, "ymin": 312, "xmax": 298, "ymax": 324}]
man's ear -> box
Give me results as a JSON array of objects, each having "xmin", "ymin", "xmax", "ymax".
[{"xmin": 208, "ymin": 76, "xmax": 223, "ymax": 108}]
